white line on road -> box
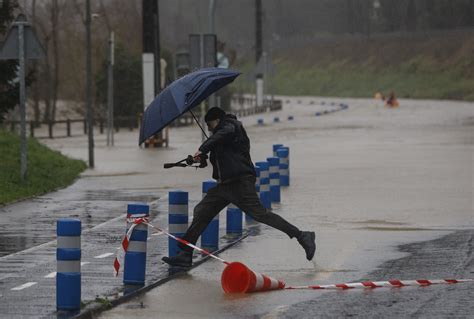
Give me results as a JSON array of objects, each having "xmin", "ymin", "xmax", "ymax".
[
  {"xmin": 94, "ymin": 252, "xmax": 114, "ymax": 259},
  {"xmin": 44, "ymin": 262, "xmax": 90, "ymax": 279},
  {"xmin": 11, "ymin": 282, "xmax": 37, "ymax": 291}
]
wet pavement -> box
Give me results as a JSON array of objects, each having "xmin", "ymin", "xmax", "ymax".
[{"xmin": 0, "ymin": 96, "xmax": 473, "ymax": 318}]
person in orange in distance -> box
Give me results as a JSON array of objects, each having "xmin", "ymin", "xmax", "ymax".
[{"xmin": 385, "ymin": 91, "xmax": 399, "ymax": 108}]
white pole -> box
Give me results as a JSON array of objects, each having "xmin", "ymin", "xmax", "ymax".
[{"xmin": 107, "ymin": 31, "xmax": 115, "ymax": 146}]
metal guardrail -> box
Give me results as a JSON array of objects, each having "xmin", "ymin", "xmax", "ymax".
[
  {"xmin": 2, "ymin": 97, "xmax": 283, "ymax": 139},
  {"xmin": 2, "ymin": 116, "xmax": 139, "ymax": 139}
]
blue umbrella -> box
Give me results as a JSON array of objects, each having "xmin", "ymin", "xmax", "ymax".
[{"xmin": 139, "ymin": 67, "xmax": 240, "ymax": 145}]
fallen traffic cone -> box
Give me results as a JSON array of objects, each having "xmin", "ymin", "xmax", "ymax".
[{"xmin": 221, "ymin": 262, "xmax": 285, "ymax": 293}]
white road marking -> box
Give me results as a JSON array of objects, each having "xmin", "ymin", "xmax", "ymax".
[
  {"xmin": 11, "ymin": 282, "xmax": 37, "ymax": 291},
  {"xmin": 151, "ymin": 231, "xmax": 164, "ymax": 236},
  {"xmin": 45, "ymin": 262, "xmax": 90, "ymax": 279},
  {"xmin": 94, "ymin": 252, "xmax": 114, "ymax": 259}
]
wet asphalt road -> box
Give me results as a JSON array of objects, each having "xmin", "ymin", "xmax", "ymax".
[
  {"xmin": 0, "ymin": 96, "xmax": 472, "ymax": 318},
  {"xmin": 281, "ymin": 230, "xmax": 474, "ymax": 318}
]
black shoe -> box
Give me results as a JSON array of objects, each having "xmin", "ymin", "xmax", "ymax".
[
  {"xmin": 297, "ymin": 231, "xmax": 316, "ymax": 261},
  {"xmin": 162, "ymin": 251, "xmax": 193, "ymax": 267}
]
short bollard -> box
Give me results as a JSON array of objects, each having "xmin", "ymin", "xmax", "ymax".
[
  {"xmin": 124, "ymin": 203, "xmax": 149, "ymax": 285},
  {"xmin": 57, "ymin": 218, "xmax": 81, "ymax": 311},
  {"xmin": 255, "ymin": 161, "xmax": 271, "ymax": 209},
  {"xmin": 267, "ymin": 157, "xmax": 281, "ymax": 203},
  {"xmin": 288, "ymin": 115, "xmax": 294, "ymax": 121},
  {"xmin": 315, "ymin": 112, "xmax": 321, "ymax": 116},
  {"xmin": 277, "ymin": 148, "xmax": 290, "ymax": 186},
  {"xmin": 169, "ymin": 191, "xmax": 188, "ymax": 257},
  {"xmin": 257, "ymin": 118, "xmax": 264, "ymax": 125},
  {"xmin": 273, "ymin": 117, "xmax": 280, "ymax": 123},
  {"xmin": 201, "ymin": 180, "xmax": 219, "ymax": 251},
  {"xmin": 272, "ymin": 144, "xmax": 283, "ymax": 156},
  {"xmin": 226, "ymin": 203, "xmax": 243, "ymax": 234}
]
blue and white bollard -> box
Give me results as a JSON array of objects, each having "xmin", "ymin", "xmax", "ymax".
[
  {"xmin": 277, "ymin": 148, "xmax": 290, "ymax": 186},
  {"xmin": 256, "ymin": 161, "xmax": 271, "ymax": 209},
  {"xmin": 57, "ymin": 218, "xmax": 81, "ymax": 311},
  {"xmin": 168, "ymin": 191, "xmax": 188, "ymax": 257},
  {"xmin": 201, "ymin": 180, "xmax": 219, "ymax": 251},
  {"xmin": 267, "ymin": 157, "xmax": 281, "ymax": 203},
  {"xmin": 124, "ymin": 203, "xmax": 149, "ymax": 285},
  {"xmin": 272, "ymin": 144, "xmax": 283, "ymax": 156},
  {"xmin": 226, "ymin": 203, "xmax": 243, "ymax": 234},
  {"xmin": 257, "ymin": 118, "xmax": 264, "ymax": 125}
]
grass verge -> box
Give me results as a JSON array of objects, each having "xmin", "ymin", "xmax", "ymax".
[
  {"xmin": 0, "ymin": 129, "xmax": 87, "ymax": 205},
  {"xmin": 232, "ymin": 58, "xmax": 474, "ymax": 101}
]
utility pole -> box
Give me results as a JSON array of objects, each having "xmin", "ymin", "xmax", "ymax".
[
  {"xmin": 86, "ymin": 0, "xmax": 94, "ymax": 167},
  {"xmin": 207, "ymin": 0, "xmax": 216, "ymax": 111},
  {"xmin": 153, "ymin": 0, "xmax": 161, "ymax": 93},
  {"xmin": 255, "ymin": 0, "xmax": 264, "ymax": 107},
  {"xmin": 142, "ymin": 0, "xmax": 163, "ymax": 146}
]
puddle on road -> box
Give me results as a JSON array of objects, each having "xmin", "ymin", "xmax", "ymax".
[
  {"xmin": 81, "ymin": 171, "xmax": 145, "ymax": 178},
  {"xmin": 82, "ymin": 190, "xmax": 158, "ymax": 202},
  {"xmin": 357, "ymin": 226, "xmax": 441, "ymax": 231},
  {"xmin": 348, "ymin": 219, "xmax": 408, "ymax": 226}
]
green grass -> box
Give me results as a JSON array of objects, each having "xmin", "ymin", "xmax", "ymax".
[
  {"xmin": 0, "ymin": 129, "xmax": 87, "ymax": 205},
  {"xmin": 232, "ymin": 56, "xmax": 474, "ymax": 101}
]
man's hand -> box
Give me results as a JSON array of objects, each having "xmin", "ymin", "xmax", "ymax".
[{"xmin": 193, "ymin": 150, "xmax": 202, "ymax": 162}]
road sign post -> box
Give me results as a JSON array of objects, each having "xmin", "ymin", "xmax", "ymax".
[{"xmin": 0, "ymin": 14, "xmax": 44, "ymax": 182}]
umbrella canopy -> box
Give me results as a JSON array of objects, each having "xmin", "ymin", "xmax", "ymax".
[{"xmin": 139, "ymin": 67, "xmax": 240, "ymax": 145}]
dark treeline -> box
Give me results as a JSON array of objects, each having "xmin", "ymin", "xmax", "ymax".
[{"xmin": 158, "ymin": 0, "xmax": 474, "ymax": 52}]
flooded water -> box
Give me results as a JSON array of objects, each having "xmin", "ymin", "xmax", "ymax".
[{"xmin": 59, "ymin": 96, "xmax": 473, "ymax": 319}]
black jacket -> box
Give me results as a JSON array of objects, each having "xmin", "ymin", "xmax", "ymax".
[{"xmin": 199, "ymin": 114, "xmax": 255, "ymax": 182}]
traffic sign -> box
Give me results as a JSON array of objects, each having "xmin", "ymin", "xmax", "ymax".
[{"xmin": 0, "ymin": 16, "xmax": 44, "ymax": 60}]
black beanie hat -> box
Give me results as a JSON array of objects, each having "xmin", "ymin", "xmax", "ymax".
[{"xmin": 204, "ymin": 107, "xmax": 226, "ymax": 122}]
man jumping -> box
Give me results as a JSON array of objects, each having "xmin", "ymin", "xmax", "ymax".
[{"xmin": 162, "ymin": 107, "xmax": 316, "ymax": 267}]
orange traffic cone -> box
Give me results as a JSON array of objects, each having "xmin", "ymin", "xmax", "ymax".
[{"xmin": 221, "ymin": 262, "xmax": 285, "ymax": 293}]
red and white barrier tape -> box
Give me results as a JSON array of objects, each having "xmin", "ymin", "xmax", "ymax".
[
  {"xmin": 144, "ymin": 221, "xmax": 230, "ymax": 265},
  {"xmin": 286, "ymin": 278, "xmax": 474, "ymax": 290},
  {"xmin": 113, "ymin": 216, "xmax": 149, "ymax": 276},
  {"xmin": 114, "ymin": 218, "xmax": 229, "ymax": 276}
]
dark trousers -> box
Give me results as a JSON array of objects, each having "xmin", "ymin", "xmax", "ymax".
[{"xmin": 179, "ymin": 175, "xmax": 301, "ymax": 252}]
